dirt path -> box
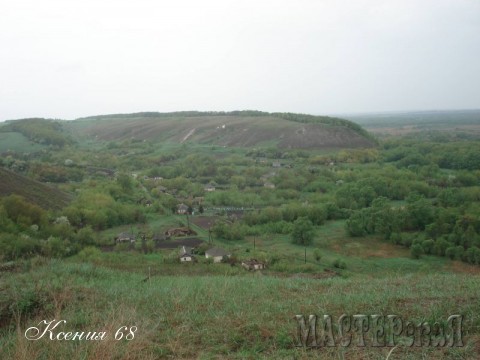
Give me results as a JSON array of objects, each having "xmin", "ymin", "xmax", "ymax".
[{"xmin": 181, "ymin": 128, "xmax": 195, "ymax": 143}]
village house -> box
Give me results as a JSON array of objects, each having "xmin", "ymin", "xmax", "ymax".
[
  {"xmin": 157, "ymin": 185, "xmax": 167, "ymax": 193},
  {"xmin": 115, "ymin": 232, "xmax": 136, "ymax": 243},
  {"xmin": 153, "ymin": 233, "xmax": 169, "ymax": 242},
  {"xmin": 204, "ymin": 183, "xmax": 216, "ymax": 192},
  {"xmin": 205, "ymin": 247, "xmax": 231, "ymax": 263},
  {"xmin": 241, "ymin": 259, "xmax": 266, "ymax": 271},
  {"xmin": 179, "ymin": 246, "xmax": 195, "ymax": 262},
  {"xmin": 264, "ymin": 182, "xmax": 275, "ymax": 189},
  {"xmin": 260, "ymin": 171, "xmax": 276, "ymax": 181},
  {"xmin": 177, "ymin": 203, "xmax": 189, "ymax": 214},
  {"xmin": 193, "ymin": 196, "xmax": 204, "ymax": 205},
  {"xmin": 165, "ymin": 227, "xmax": 196, "ymax": 237}
]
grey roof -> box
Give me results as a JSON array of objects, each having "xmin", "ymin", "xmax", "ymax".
[
  {"xmin": 153, "ymin": 233, "xmax": 168, "ymax": 241},
  {"xmin": 205, "ymin": 247, "xmax": 230, "ymax": 257},
  {"xmin": 242, "ymin": 259, "xmax": 264, "ymax": 265},
  {"xmin": 179, "ymin": 246, "xmax": 193, "ymax": 256},
  {"xmin": 117, "ymin": 232, "xmax": 135, "ymax": 239}
]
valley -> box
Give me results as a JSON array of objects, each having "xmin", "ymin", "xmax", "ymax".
[{"xmin": 0, "ymin": 111, "xmax": 479, "ymax": 359}]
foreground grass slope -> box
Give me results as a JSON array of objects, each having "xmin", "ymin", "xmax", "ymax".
[{"xmin": 1, "ymin": 260, "xmax": 479, "ymax": 359}]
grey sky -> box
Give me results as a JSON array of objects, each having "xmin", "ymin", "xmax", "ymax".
[{"xmin": 1, "ymin": 0, "xmax": 479, "ymax": 121}]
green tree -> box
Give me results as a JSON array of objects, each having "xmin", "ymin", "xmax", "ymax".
[
  {"xmin": 291, "ymin": 217, "xmax": 315, "ymax": 246},
  {"xmin": 117, "ymin": 173, "xmax": 133, "ymax": 193}
]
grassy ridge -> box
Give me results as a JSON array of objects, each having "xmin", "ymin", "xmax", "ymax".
[{"xmin": 1, "ymin": 260, "xmax": 479, "ymax": 359}]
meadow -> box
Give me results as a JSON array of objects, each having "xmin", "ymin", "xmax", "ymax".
[{"xmin": 1, "ymin": 259, "xmax": 479, "ymax": 359}]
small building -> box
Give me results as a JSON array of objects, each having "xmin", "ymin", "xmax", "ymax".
[
  {"xmin": 204, "ymin": 183, "xmax": 216, "ymax": 192},
  {"xmin": 115, "ymin": 232, "xmax": 136, "ymax": 243},
  {"xmin": 272, "ymin": 161, "xmax": 281, "ymax": 168},
  {"xmin": 179, "ymin": 246, "xmax": 195, "ymax": 262},
  {"xmin": 242, "ymin": 259, "xmax": 266, "ymax": 271},
  {"xmin": 205, "ymin": 247, "xmax": 231, "ymax": 263},
  {"xmin": 153, "ymin": 233, "xmax": 169, "ymax": 242},
  {"xmin": 177, "ymin": 203, "xmax": 189, "ymax": 214},
  {"xmin": 193, "ymin": 196, "xmax": 204, "ymax": 205},
  {"xmin": 264, "ymin": 182, "xmax": 275, "ymax": 189},
  {"xmin": 164, "ymin": 227, "xmax": 197, "ymax": 237}
]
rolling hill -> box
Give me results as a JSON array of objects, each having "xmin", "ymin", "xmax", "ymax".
[
  {"xmin": 67, "ymin": 111, "xmax": 376, "ymax": 149},
  {"xmin": 342, "ymin": 109, "xmax": 480, "ymax": 137},
  {"xmin": 0, "ymin": 167, "xmax": 71, "ymax": 210}
]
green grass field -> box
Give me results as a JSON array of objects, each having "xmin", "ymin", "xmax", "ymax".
[
  {"xmin": 1, "ymin": 259, "xmax": 479, "ymax": 359},
  {"xmin": 0, "ymin": 132, "xmax": 45, "ymax": 153}
]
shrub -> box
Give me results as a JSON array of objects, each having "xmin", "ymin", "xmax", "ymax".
[
  {"xmin": 410, "ymin": 244, "xmax": 424, "ymax": 259},
  {"xmin": 333, "ymin": 259, "xmax": 346, "ymax": 269},
  {"xmin": 422, "ymin": 239, "xmax": 435, "ymax": 254},
  {"xmin": 77, "ymin": 246, "xmax": 102, "ymax": 262}
]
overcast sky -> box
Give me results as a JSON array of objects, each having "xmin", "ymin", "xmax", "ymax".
[{"xmin": 1, "ymin": 0, "xmax": 479, "ymax": 121}]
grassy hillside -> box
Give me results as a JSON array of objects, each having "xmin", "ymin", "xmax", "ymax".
[
  {"xmin": 68, "ymin": 111, "xmax": 376, "ymax": 149},
  {"xmin": 0, "ymin": 167, "xmax": 71, "ymax": 210},
  {"xmin": 1, "ymin": 259, "xmax": 478, "ymax": 359}
]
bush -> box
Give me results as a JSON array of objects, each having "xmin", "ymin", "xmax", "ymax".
[
  {"xmin": 410, "ymin": 244, "xmax": 423, "ymax": 259},
  {"xmin": 464, "ymin": 246, "xmax": 480, "ymax": 265},
  {"xmin": 390, "ymin": 232, "xmax": 402, "ymax": 245},
  {"xmin": 41, "ymin": 237, "xmax": 72, "ymax": 258},
  {"xmin": 422, "ymin": 239, "xmax": 435, "ymax": 254},
  {"xmin": 0, "ymin": 233, "xmax": 41, "ymax": 261},
  {"xmin": 77, "ymin": 246, "xmax": 102, "ymax": 262},
  {"xmin": 333, "ymin": 259, "xmax": 346, "ymax": 269}
]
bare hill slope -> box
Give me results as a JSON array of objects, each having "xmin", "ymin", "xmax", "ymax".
[
  {"xmin": 0, "ymin": 167, "xmax": 71, "ymax": 210},
  {"xmin": 69, "ymin": 111, "xmax": 376, "ymax": 149}
]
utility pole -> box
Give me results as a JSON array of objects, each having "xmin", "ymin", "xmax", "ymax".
[{"xmin": 304, "ymin": 247, "xmax": 307, "ymax": 264}]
